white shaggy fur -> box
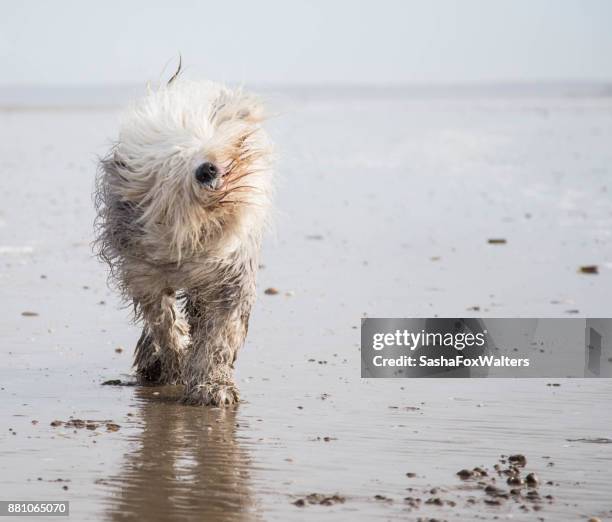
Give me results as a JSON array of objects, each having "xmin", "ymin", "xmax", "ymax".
[{"xmin": 94, "ymin": 78, "xmax": 273, "ymax": 405}]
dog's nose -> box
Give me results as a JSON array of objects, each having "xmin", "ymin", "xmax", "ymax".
[{"xmin": 195, "ymin": 162, "xmax": 218, "ymax": 185}]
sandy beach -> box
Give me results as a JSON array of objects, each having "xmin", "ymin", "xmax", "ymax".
[{"xmin": 1, "ymin": 85, "xmax": 611, "ymax": 521}]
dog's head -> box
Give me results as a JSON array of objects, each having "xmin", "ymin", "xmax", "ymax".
[{"xmin": 98, "ymin": 80, "xmax": 273, "ymax": 263}]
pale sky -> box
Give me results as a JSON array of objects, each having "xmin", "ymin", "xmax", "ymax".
[{"xmin": 1, "ymin": 0, "xmax": 611, "ymax": 86}]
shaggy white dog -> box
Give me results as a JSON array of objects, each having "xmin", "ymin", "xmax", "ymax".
[{"xmin": 94, "ymin": 72, "xmax": 273, "ymax": 406}]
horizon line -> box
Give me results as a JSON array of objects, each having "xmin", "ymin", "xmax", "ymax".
[{"xmin": 1, "ymin": 79, "xmax": 612, "ymax": 90}]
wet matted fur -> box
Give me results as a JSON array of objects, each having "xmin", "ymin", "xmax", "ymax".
[{"xmin": 94, "ymin": 78, "xmax": 273, "ymax": 405}]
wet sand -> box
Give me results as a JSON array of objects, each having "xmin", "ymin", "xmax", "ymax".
[{"xmin": 1, "ymin": 86, "xmax": 611, "ymax": 521}]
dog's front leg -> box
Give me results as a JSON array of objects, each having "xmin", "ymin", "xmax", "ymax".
[
  {"xmin": 181, "ymin": 290, "xmax": 252, "ymax": 406},
  {"xmin": 133, "ymin": 290, "xmax": 190, "ymax": 385}
]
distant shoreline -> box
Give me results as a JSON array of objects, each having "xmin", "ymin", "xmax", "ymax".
[{"xmin": 0, "ymin": 81, "xmax": 611, "ymax": 110}]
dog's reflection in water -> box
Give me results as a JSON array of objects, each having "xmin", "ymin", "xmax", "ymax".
[{"xmin": 106, "ymin": 387, "xmax": 258, "ymax": 522}]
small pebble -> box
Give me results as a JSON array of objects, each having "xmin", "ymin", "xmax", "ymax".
[
  {"xmin": 508, "ymin": 454, "xmax": 527, "ymax": 467},
  {"xmin": 526, "ymin": 472, "xmax": 539, "ymax": 487}
]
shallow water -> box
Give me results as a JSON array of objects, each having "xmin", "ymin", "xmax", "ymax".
[{"xmin": 1, "ymin": 86, "xmax": 611, "ymax": 521}]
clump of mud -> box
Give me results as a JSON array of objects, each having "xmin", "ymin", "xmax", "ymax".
[
  {"xmin": 292, "ymin": 493, "xmax": 346, "ymax": 507},
  {"xmin": 50, "ymin": 418, "xmax": 120, "ymax": 432},
  {"xmin": 291, "ymin": 454, "xmax": 556, "ymax": 516},
  {"xmin": 101, "ymin": 379, "xmax": 136, "ymax": 386},
  {"xmin": 455, "ymin": 454, "xmax": 554, "ymax": 512}
]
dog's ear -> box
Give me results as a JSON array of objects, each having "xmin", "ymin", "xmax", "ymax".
[{"xmin": 211, "ymin": 90, "xmax": 264, "ymax": 127}]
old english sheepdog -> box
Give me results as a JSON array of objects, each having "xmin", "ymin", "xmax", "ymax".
[{"xmin": 94, "ymin": 69, "xmax": 274, "ymax": 406}]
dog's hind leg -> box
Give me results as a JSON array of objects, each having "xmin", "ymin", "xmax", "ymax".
[{"xmin": 133, "ymin": 290, "xmax": 190, "ymax": 385}]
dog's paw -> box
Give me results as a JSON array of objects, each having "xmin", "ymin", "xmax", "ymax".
[
  {"xmin": 135, "ymin": 353, "xmax": 185, "ymax": 385},
  {"xmin": 158, "ymin": 363, "xmax": 184, "ymax": 386},
  {"xmin": 136, "ymin": 361, "xmax": 184, "ymax": 385},
  {"xmin": 182, "ymin": 382, "xmax": 240, "ymax": 406},
  {"xmin": 135, "ymin": 359, "xmax": 163, "ymax": 384}
]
